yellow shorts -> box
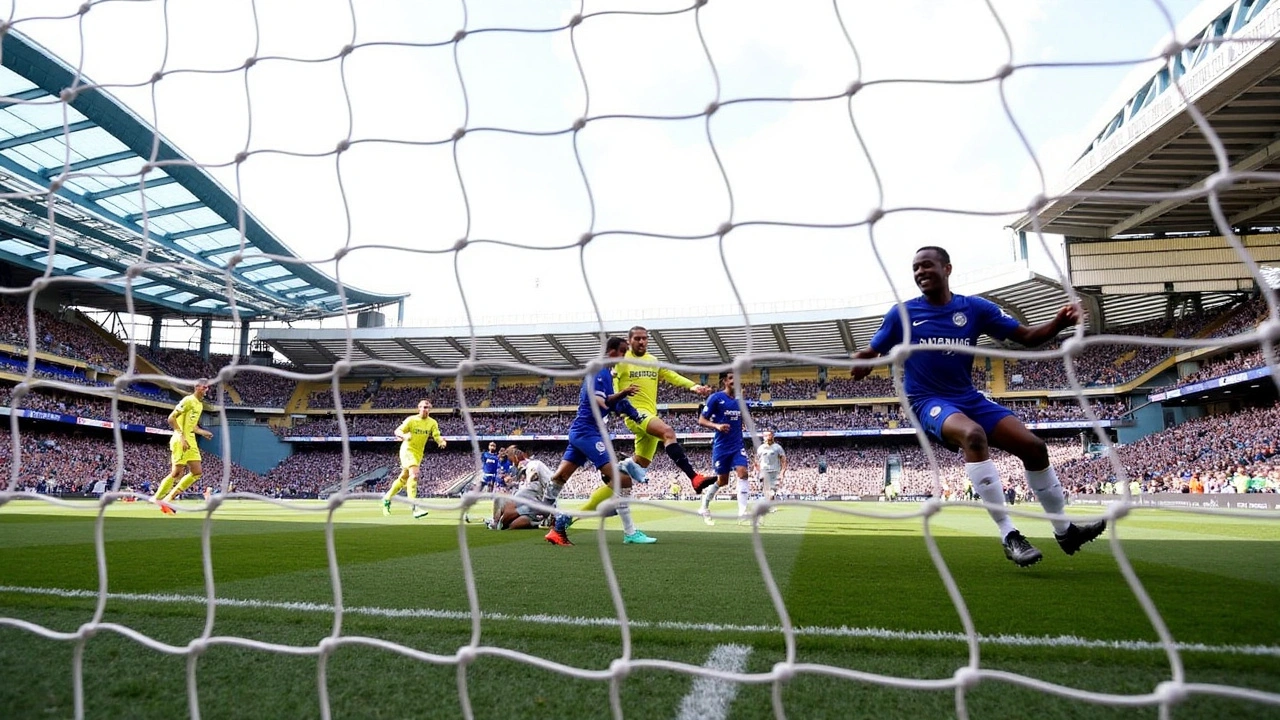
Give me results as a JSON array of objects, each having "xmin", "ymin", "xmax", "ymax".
[
  {"xmin": 169, "ymin": 435, "xmax": 200, "ymax": 466},
  {"xmin": 623, "ymin": 413, "xmax": 661, "ymax": 462},
  {"xmin": 399, "ymin": 447, "xmax": 423, "ymax": 469}
]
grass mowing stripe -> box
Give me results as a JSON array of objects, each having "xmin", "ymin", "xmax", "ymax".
[
  {"xmin": 4, "ymin": 584, "xmax": 1278, "ymax": 658},
  {"xmin": 675, "ymin": 644, "xmax": 753, "ymax": 720}
]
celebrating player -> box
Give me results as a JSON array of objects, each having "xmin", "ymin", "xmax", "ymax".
[
  {"xmin": 155, "ymin": 380, "xmax": 214, "ymax": 514},
  {"xmin": 484, "ymin": 445, "xmax": 553, "ymax": 530},
  {"xmin": 575, "ymin": 326, "xmax": 714, "ymax": 517},
  {"xmin": 479, "ymin": 441, "xmax": 500, "ymax": 492},
  {"xmin": 850, "ymin": 246, "xmax": 1105, "ymax": 567},
  {"xmin": 542, "ymin": 336, "xmax": 656, "ymax": 546},
  {"xmin": 382, "ymin": 399, "xmax": 446, "ymax": 517},
  {"xmin": 695, "ymin": 370, "xmax": 750, "ymax": 526}
]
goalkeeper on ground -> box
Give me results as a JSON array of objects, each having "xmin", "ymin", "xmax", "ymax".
[{"xmin": 483, "ymin": 446, "xmax": 553, "ymax": 530}]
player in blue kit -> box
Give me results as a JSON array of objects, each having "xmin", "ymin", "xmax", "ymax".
[
  {"xmin": 542, "ymin": 336, "xmax": 656, "ymax": 546},
  {"xmin": 851, "ymin": 246, "xmax": 1106, "ymax": 567},
  {"xmin": 479, "ymin": 442, "xmax": 501, "ymax": 492},
  {"xmin": 696, "ymin": 371, "xmax": 750, "ymax": 526}
]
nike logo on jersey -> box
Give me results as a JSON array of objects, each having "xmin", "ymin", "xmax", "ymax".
[{"xmin": 911, "ymin": 320, "xmax": 927, "ymax": 326}]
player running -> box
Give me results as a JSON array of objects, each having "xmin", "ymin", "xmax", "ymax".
[
  {"xmin": 696, "ymin": 371, "xmax": 750, "ymax": 526},
  {"xmin": 382, "ymin": 399, "xmax": 446, "ymax": 517},
  {"xmin": 575, "ymin": 326, "xmax": 714, "ymax": 517},
  {"xmin": 155, "ymin": 380, "xmax": 214, "ymax": 514},
  {"xmin": 752, "ymin": 429, "xmax": 787, "ymax": 513},
  {"xmin": 850, "ymin": 246, "xmax": 1105, "ymax": 567},
  {"xmin": 542, "ymin": 336, "xmax": 656, "ymax": 546}
]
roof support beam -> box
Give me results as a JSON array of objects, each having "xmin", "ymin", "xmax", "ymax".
[
  {"xmin": 444, "ymin": 337, "xmax": 472, "ymax": 360},
  {"xmin": 39, "ymin": 149, "xmax": 135, "ymax": 178},
  {"xmin": 84, "ymin": 175, "xmax": 178, "ymax": 200},
  {"xmin": 649, "ymin": 329, "xmax": 680, "ymax": 365},
  {"xmin": 395, "ymin": 338, "xmax": 438, "ymax": 367},
  {"xmin": 836, "ymin": 319, "xmax": 856, "ymax": 353},
  {"xmin": 705, "ymin": 327, "xmax": 730, "ymax": 363},
  {"xmin": 3, "ymin": 88, "xmax": 49, "ymax": 103},
  {"xmin": 0, "ymin": 120, "xmax": 95, "ymax": 150},
  {"xmin": 495, "ymin": 336, "xmax": 532, "ymax": 366},
  {"xmin": 771, "ymin": 324, "xmax": 792, "ymax": 354},
  {"xmin": 1109, "ymin": 135, "xmax": 1280, "ymax": 236},
  {"xmin": 168, "ymin": 222, "xmax": 233, "ymax": 241},
  {"xmin": 125, "ymin": 200, "xmax": 204, "ymax": 223},
  {"xmin": 543, "ymin": 334, "xmax": 579, "ymax": 365},
  {"xmin": 306, "ymin": 340, "xmax": 339, "ymax": 364},
  {"xmin": 1229, "ymin": 193, "xmax": 1280, "ymax": 226}
]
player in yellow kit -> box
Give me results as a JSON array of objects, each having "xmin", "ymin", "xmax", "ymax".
[
  {"xmin": 577, "ymin": 326, "xmax": 713, "ymax": 516},
  {"xmin": 383, "ymin": 398, "xmax": 447, "ymax": 517},
  {"xmin": 156, "ymin": 381, "xmax": 214, "ymax": 514}
]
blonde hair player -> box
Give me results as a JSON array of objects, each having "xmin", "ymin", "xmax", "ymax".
[
  {"xmin": 383, "ymin": 399, "xmax": 446, "ymax": 518},
  {"xmin": 155, "ymin": 380, "xmax": 214, "ymax": 514},
  {"xmin": 574, "ymin": 326, "xmax": 714, "ymax": 518}
]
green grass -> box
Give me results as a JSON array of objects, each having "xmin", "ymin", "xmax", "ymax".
[{"xmin": 0, "ymin": 497, "xmax": 1278, "ymax": 719}]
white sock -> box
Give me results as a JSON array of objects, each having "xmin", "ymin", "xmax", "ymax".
[
  {"xmin": 966, "ymin": 460, "xmax": 1016, "ymax": 540},
  {"xmin": 1025, "ymin": 466, "xmax": 1070, "ymax": 534},
  {"xmin": 542, "ymin": 482, "xmax": 562, "ymax": 506},
  {"xmin": 618, "ymin": 485, "xmax": 636, "ymax": 535},
  {"xmin": 737, "ymin": 477, "xmax": 750, "ymax": 516},
  {"xmin": 701, "ymin": 483, "xmax": 720, "ymax": 511}
]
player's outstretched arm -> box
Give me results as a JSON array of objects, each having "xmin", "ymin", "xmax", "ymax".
[
  {"xmin": 697, "ymin": 414, "xmax": 728, "ymax": 433},
  {"xmin": 849, "ymin": 349, "xmax": 881, "ymax": 381},
  {"xmin": 1008, "ymin": 304, "xmax": 1082, "ymax": 348}
]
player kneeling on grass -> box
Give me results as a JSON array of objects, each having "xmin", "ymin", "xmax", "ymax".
[
  {"xmin": 851, "ymin": 246, "xmax": 1105, "ymax": 568},
  {"xmin": 542, "ymin": 336, "xmax": 657, "ymax": 547},
  {"xmin": 695, "ymin": 370, "xmax": 751, "ymax": 526},
  {"xmin": 482, "ymin": 446, "xmax": 555, "ymax": 530}
]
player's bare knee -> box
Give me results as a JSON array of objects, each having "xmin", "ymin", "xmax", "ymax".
[
  {"xmin": 959, "ymin": 426, "xmax": 988, "ymax": 455},
  {"xmin": 1021, "ymin": 436, "xmax": 1049, "ymax": 468}
]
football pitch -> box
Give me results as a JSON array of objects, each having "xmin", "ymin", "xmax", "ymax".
[{"xmin": 0, "ymin": 498, "xmax": 1277, "ymax": 720}]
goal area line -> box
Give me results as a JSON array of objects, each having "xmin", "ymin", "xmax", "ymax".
[{"xmin": 2, "ymin": 584, "xmax": 1276, "ymax": 658}]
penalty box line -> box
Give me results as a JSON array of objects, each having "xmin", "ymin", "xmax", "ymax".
[{"xmin": 1, "ymin": 584, "xmax": 1278, "ymax": 658}]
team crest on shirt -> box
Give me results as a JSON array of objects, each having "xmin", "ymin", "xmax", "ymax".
[
  {"xmin": 595, "ymin": 441, "xmax": 605, "ymax": 453},
  {"xmin": 952, "ymin": 312, "xmax": 967, "ymax": 327},
  {"xmin": 929, "ymin": 406, "xmax": 941, "ymax": 418}
]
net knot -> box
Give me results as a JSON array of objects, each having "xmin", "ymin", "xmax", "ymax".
[
  {"xmin": 1026, "ymin": 193, "xmax": 1047, "ymax": 213},
  {"xmin": 921, "ymin": 498, "xmax": 942, "ymax": 516},
  {"xmin": 953, "ymin": 666, "xmax": 981, "ymax": 689},
  {"xmin": 994, "ymin": 63, "xmax": 1013, "ymax": 80},
  {"xmin": 318, "ymin": 636, "xmax": 339, "ymax": 655},
  {"xmin": 453, "ymin": 29, "xmax": 468, "ymax": 43},
  {"xmin": 77, "ymin": 622, "xmax": 98, "ymax": 641},
  {"xmin": 865, "ymin": 207, "xmax": 884, "ymax": 225},
  {"xmin": 59, "ymin": 88, "xmax": 78, "ymax": 103},
  {"xmin": 609, "ymin": 658, "xmax": 631, "ymax": 680},
  {"xmin": 772, "ymin": 661, "xmax": 794, "ymax": 682},
  {"xmin": 1203, "ymin": 171, "xmax": 1232, "ymax": 194},
  {"xmin": 456, "ymin": 645, "xmax": 478, "ymax": 665},
  {"xmin": 845, "ymin": 80, "xmax": 862, "ymax": 96},
  {"xmin": 1162, "ymin": 40, "xmax": 1184, "ymax": 59},
  {"xmin": 188, "ymin": 638, "xmax": 209, "ymax": 657},
  {"xmin": 1154, "ymin": 681, "xmax": 1187, "ymax": 706}
]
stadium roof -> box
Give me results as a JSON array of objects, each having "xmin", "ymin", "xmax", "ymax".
[
  {"xmin": 257, "ymin": 263, "xmax": 1242, "ymax": 375},
  {"xmin": 0, "ymin": 31, "xmax": 402, "ymax": 320},
  {"xmin": 1012, "ymin": 0, "xmax": 1280, "ymax": 238}
]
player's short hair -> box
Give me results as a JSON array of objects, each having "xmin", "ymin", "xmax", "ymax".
[
  {"xmin": 718, "ymin": 370, "xmax": 732, "ymax": 384},
  {"xmin": 916, "ymin": 245, "xmax": 951, "ymax": 264},
  {"xmin": 194, "ymin": 379, "xmax": 211, "ymax": 389},
  {"xmin": 504, "ymin": 445, "xmax": 524, "ymax": 462},
  {"xmin": 628, "ymin": 325, "xmax": 647, "ymax": 338},
  {"xmin": 606, "ymin": 336, "xmax": 629, "ymax": 353}
]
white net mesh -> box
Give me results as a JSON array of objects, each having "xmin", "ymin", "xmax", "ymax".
[{"xmin": 1, "ymin": 0, "xmax": 1279, "ymax": 718}]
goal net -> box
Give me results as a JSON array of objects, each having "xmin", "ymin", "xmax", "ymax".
[{"xmin": 1, "ymin": 0, "xmax": 1278, "ymax": 718}]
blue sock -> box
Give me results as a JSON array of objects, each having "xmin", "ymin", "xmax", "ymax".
[{"xmin": 554, "ymin": 514, "xmax": 571, "ymax": 533}]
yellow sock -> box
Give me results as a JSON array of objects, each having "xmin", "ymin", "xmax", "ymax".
[
  {"xmin": 385, "ymin": 478, "xmax": 405, "ymax": 500},
  {"xmin": 581, "ymin": 484, "xmax": 614, "ymax": 512},
  {"xmin": 155, "ymin": 475, "xmax": 177, "ymax": 500},
  {"xmin": 406, "ymin": 475, "xmax": 418, "ymax": 500},
  {"xmin": 174, "ymin": 473, "xmax": 200, "ymax": 494}
]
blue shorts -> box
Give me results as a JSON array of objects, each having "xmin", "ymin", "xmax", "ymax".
[
  {"xmin": 563, "ymin": 430, "xmax": 612, "ymax": 468},
  {"xmin": 481, "ymin": 474, "xmax": 498, "ymax": 487},
  {"xmin": 911, "ymin": 391, "xmax": 1014, "ymax": 450},
  {"xmin": 712, "ymin": 447, "xmax": 749, "ymax": 475}
]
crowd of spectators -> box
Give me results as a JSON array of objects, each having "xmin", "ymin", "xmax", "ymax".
[
  {"xmin": 1006, "ymin": 399, "xmax": 1127, "ymax": 424},
  {"xmin": 488, "ymin": 383, "xmax": 542, "ymax": 406},
  {"xmin": 1, "ymin": 425, "xmax": 259, "ymax": 497},
  {"xmin": 1177, "ymin": 349, "xmax": 1266, "ymax": 388},
  {"xmin": 1056, "ymin": 402, "xmax": 1280, "ymax": 493},
  {"xmin": 768, "ymin": 378, "xmax": 819, "ymax": 400},
  {"xmin": 0, "ymin": 382, "xmax": 171, "ymax": 427},
  {"xmin": 895, "ymin": 439, "xmax": 1086, "ymax": 498},
  {"xmin": 0, "ymin": 300, "xmax": 127, "ymax": 370}
]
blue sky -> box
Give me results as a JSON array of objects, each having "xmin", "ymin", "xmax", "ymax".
[{"xmin": 2, "ymin": 0, "xmax": 1210, "ymax": 337}]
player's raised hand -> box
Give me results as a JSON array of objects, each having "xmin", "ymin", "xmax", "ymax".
[
  {"xmin": 1056, "ymin": 303, "xmax": 1084, "ymax": 329},
  {"xmin": 692, "ymin": 384, "xmax": 713, "ymax": 397},
  {"xmin": 849, "ymin": 348, "xmax": 878, "ymax": 381}
]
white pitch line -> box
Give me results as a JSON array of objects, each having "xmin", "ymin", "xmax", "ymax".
[
  {"xmin": 676, "ymin": 644, "xmax": 752, "ymax": 720},
  {"xmin": 1, "ymin": 585, "xmax": 1278, "ymax": 657}
]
